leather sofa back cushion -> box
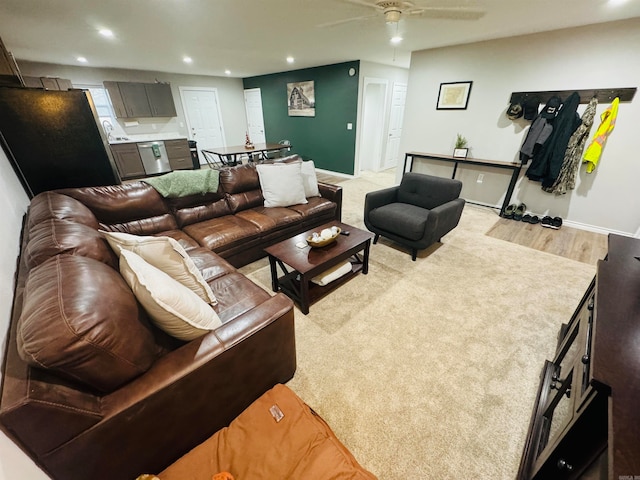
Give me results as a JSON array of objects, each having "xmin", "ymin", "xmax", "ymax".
[
  {"xmin": 219, "ymin": 164, "xmax": 260, "ymax": 194},
  {"xmin": 25, "ymin": 219, "xmax": 118, "ymax": 270},
  {"xmin": 57, "ymin": 183, "xmax": 178, "ymax": 234},
  {"xmin": 27, "ymin": 192, "xmax": 100, "ymax": 230},
  {"xmin": 170, "ymin": 197, "xmax": 232, "ymax": 228},
  {"xmin": 17, "ymin": 254, "xmax": 163, "ymax": 393}
]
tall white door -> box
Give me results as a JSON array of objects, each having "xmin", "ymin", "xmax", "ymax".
[
  {"xmin": 244, "ymin": 88, "xmax": 266, "ymax": 144},
  {"xmin": 359, "ymin": 78, "xmax": 388, "ymax": 173},
  {"xmin": 384, "ymin": 83, "xmax": 407, "ymax": 170},
  {"xmin": 179, "ymin": 87, "xmax": 226, "ymax": 155}
]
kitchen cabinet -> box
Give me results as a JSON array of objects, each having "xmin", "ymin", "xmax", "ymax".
[
  {"xmin": 165, "ymin": 139, "xmax": 192, "ymax": 170},
  {"xmin": 145, "ymin": 83, "xmax": 177, "ymax": 117},
  {"xmin": 0, "ymin": 35, "xmax": 22, "ymax": 87},
  {"xmin": 110, "ymin": 143, "xmax": 146, "ymax": 179},
  {"xmin": 517, "ymin": 234, "xmax": 640, "ymax": 480},
  {"xmin": 103, "ymin": 81, "xmax": 176, "ymax": 118},
  {"xmin": 23, "ymin": 76, "xmax": 73, "ymax": 90}
]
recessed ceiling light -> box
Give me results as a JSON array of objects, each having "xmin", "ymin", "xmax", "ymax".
[
  {"xmin": 77, "ymin": 56, "xmax": 88, "ymax": 63},
  {"xmin": 286, "ymin": 56, "xmax": 295, "ymax": 64},
  {"xmin": 225, "ymin": 69, "xmax": 231, "ymax": 75},
  {"xmin": 99, "ymin": 28, "xmax": 114, "ymax": 38},
  {"xmin": 390, "ymin": 35, "xmax": 403, "ymax": 44},
  {"xmin": 183, "ymin": 56, "xmax": 193, "ymax": 64}
]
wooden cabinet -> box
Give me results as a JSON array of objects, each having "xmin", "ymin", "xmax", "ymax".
[
  {"xmin": 518, "ymin": 234, "xmax": 640, "ymax": 480},
  {"xmin": 165, "ymin": 139, "xmax": 192, "ymax": 170},
  {"xmin": 145, "ymin": 83, "xmax": 177, "ymax": 117},
  {"xmin": 104, "ymin": 81, "xmax": 176, "ymax": 118},
  {"xmin": 23, "ymin": 76, "xmax": 73, "ymax": 90},
  {"xmin": 0, "ymin": 35, "xmax": 22, "ymax": 87},
  {"xmin": 110, "ymin": 143, "xmax": 145, "ymax": 179}
]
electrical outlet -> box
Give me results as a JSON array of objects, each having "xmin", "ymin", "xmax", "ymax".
[{"xmin": 477, "ymin": 174, "xmax": 484, "ymax": 183}]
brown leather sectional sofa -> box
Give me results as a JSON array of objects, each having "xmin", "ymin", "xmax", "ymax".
[{"xmin": 0, "ymin": 161, "xmax": 342, "ymax": 480}]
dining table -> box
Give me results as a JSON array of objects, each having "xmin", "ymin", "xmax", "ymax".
[{"xmin": 201, "ymin": 142, "xmax": 291, "ymax": 167}]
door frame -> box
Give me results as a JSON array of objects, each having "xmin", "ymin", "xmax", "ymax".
[
  {"xmin": 358, "ymin": 77, "xmax": 389, "ymax": 175},
  {"xmin": 383, "ymin": 82, "xmax": 407, "ymax": 170},
  {"xmin": 244, "ymin": 88, "xmax": 266, "ymax": 144},
  {"xmin": 178, "ymin": 86, "xmax": 227, "ymax": 147}
]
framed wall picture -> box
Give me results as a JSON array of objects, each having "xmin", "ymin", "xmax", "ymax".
[
  {"xmin": 287, "ymin": 81, "xmax": 315, "ymax": 117},
  {"xmin": 437, "ymin": 81, "xmax": 473, "ymax": 110},
  {"xmin": 453, "ymin": 148, "xmax": 468, "ymax": 158}
]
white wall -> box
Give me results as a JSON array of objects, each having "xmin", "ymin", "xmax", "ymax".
[
  {"xmin": 19, "ymin": 61, "xmax": 249, "ymax": 146},
  {"xmin": 0, "ymin": 149, "xmax": 48, "ymax": 479},
  {"xmin": 356, "ymin": 61, "xmax": 409, "ymax": 175},
  {"xmin": 400, "ymin": 18, "xmax": 640, "ymax": 235}
]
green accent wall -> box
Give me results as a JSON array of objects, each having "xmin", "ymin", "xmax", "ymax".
[{"xmin": 243, "ymin": 61, "xmax": 359, "ymax": 175}]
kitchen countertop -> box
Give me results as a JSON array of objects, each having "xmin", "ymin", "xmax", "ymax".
[{"xmin": 108, "ymin": 133, "xmax": 188, "ymax": 145}]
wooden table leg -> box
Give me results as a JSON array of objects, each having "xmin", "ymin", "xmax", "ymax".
[
  {"xmin": 268, "ymin": 255, "xmax": 278, "ymax": 292},
  {"xmin": 362, "ymin": 240, "xmax": 371, "ymax": 275},
  {"xmin": 299, "ymin": 274, "xmax": 310, "ymax": 315}
]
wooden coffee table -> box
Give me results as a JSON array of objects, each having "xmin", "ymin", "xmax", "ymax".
[{"xmin": 264, "ymin": 222, "xmax": 374, "ymax": 314}]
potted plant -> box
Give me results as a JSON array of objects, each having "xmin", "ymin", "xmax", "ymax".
[{"xmin": 453, "ymin": 134, "xmax": 469, "ymax": 158}]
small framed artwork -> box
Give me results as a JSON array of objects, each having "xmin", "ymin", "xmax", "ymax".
[
  {"xmin": 453, "ymin": 148, "xmax": 468, "ymax": 158},
  {"xmin": 437, "ymin": 81, "xmax": 473, "ymax": 110},
  {"xmin": 287, "ymin": 81, "xmax": 316, "ymax": 117}
]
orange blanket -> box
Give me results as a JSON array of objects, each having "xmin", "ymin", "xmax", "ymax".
[{"xmin": 158, "ymin": 384, "xmax": 377, "ymax": 480}]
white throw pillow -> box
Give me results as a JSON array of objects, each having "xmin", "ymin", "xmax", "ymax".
[
  {"xmin": 311, "ymin": 261, "xmax": 352, "ymax": 286},
  {"xmin": 256, "ymin": 162, "xmax": 308, "ymax": 208},
  {"xmin": 300, "ymin": 160, "xmax": 320, "ymax": 198},
  {"xmin": 119, "ymin": 249, "xmax": 221, "ymax": 341},
  {"xmin": 102, "ymin": 231, "xmax": 216, "ymax": 305}
]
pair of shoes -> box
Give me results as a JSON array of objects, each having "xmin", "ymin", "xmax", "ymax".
[
  {"xmin": 522, "ymin": 214, "xmax": 540, "ymax": 224},
  {"xmin": 513, "ymin": 203, "xmax": 527, "ymax": 221},
  {"xmin": 503, "ymin": 204, "xmax": 517, "ymax": 219},
  {"xmin": 541, "ymin": 216, "xmax": 562, "ymax": 229}
]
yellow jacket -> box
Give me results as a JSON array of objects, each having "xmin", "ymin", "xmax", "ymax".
[{"xmin": 583, "ymin": 97, "xmax": 619, "ymax": 173}]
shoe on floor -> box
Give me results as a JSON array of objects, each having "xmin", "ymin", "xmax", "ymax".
[
  {"xmin": 550, "ymin": 217, "xmax": 563, "ymax": 229},
  {"xmin": 503, "ymin": 204, "xmax": 517, "ymax": 219},
  {"xmin": 541, "ymin": 216, "xmax": 553, "ymax": 228},
  {"xmin": 513, "ymin": 203, "xmax": 527, "ymax": 221},
  {"xmin": 529, "ymin": 215, "xmax": 540, "ymax": 224},
  {"xmin": 522, "ymin": 214, "xmax": 532, "ymax": 223}
]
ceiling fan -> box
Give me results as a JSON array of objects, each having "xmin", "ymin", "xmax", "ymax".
[{"xmin": 319, "ymin": 0, "xmax": 485, "ymax": 28}]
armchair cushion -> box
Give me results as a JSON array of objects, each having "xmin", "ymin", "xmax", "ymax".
[
  {"xmin": 368, "ymin": 203, "xmax": 429, "ymax": 241},
  {"xmin": 397, "ymin": 172, "xmax": 462, "ymax": 210}
]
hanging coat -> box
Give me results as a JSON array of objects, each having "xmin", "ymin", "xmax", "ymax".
[
  {"xmin": 583, "ymin": 97, "xmax": 619, "ymax": 173},
  {"xmin": 526, "ymin": 92, "xmax": 582, "ymax": 189},
  {"xmin": 519, "ymin": 115, "xmax": 553, "ymax": 163},
  {"xmin": 544, "ymin": 97, "xmax": 598, "ymax": 195}
]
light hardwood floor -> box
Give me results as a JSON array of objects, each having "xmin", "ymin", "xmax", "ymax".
[{"xmin": 485, "ymin": 217, "xmax": 608, "ymax": 265}]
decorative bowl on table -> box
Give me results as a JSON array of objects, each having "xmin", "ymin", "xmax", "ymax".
[{"xmin": 307, "ymin": 227, "xmax": 341, "ymax": 248}]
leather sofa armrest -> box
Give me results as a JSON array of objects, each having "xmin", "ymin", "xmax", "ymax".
[
  {"xmin": 318, "ymin": 182, "xmax": 343, "ymax": 222},
  {"xmin": 41, "ymin": 293, "xmax": 296, "ymax": 480}
]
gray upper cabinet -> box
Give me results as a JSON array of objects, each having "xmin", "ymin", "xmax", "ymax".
[
  {"xmin": 145, "ymin": 83, "xmax": 177, "ymax": 117},
  {"xmin": 103, "ymin": 81, "xmax": 176, "ymax": 118}
]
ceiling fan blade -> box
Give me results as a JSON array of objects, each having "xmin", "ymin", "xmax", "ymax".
[
  {"xmin": 409, "ymin": 7, "xmax": 486, "ymax": 20},
  {"xmin": 316, "ymin": 13, "xmax": 379, "ymax": 28},
  {"xmin": 342, "ymin": 0, "xmax": 381, "ymax": 9}
]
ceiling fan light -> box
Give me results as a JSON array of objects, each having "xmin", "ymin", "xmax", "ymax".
[
  {"xmin": 391, "ymin": 35, "xmax": 403, "ymax": 44},
  {"xmin": 384, "ymin": 10, "xmax": 401, "ymax": 23}
]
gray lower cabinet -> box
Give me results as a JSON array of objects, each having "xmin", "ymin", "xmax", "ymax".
[
  {"xmin": 104, "ymin": 81, "xmax": 176, "ymax": 118},
  {"xmin": 165, "ymin": 139, "xmax": 193, "ymax": 170},
  {"xmin": 110, "ymin": 143, "xmax": 145, "ymax": 179}
]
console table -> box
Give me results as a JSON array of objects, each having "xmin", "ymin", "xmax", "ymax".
[
  {"xmin": 403, "ymin": 152, "xmax": 523, "ymax": 217},
  {"xmin": 517, "ymin": 234, "xmax": 640, "ymax": 479}
]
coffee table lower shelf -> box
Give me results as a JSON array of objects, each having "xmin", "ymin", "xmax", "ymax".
[{"xmin": 273, "ymin": 256, "xmax": 364, "ymax": 314}]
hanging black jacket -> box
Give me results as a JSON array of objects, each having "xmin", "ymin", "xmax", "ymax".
[{"xmin": 526, "ymin": 91, "xmax": 582, "ymax": 189}]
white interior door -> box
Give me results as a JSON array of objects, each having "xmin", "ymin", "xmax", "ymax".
[
  {"xmin": 384, "ymin": 83, "xmax": 406, "ymax": 170},
  {"xmin": 244, "ymin": 88, "xmax": 266, "ymax": 144},
  {"xmin": 359, "ymin": 78, "xmax": 388, "ymax": 173},
  {"xmin": 179, "ymin": 87, "xmax": 226, "ymax": 157}
]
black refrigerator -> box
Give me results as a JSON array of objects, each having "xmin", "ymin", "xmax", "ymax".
[{"xmin": 0, "ymin": 86, "xmax": 121, "ymax": 198}]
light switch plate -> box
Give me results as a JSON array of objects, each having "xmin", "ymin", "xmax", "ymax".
[{"xmin": 347, "ymin": 123, "xmax": 353, "ymax": 130}]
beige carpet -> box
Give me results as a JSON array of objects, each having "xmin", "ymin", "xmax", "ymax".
[{"xmin": 239, "ymin": 170, "xmax": 596, "ymax": 479}]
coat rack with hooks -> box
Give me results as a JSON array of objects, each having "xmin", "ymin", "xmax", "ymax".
[{"xmin": 509, "ymin": 87, "xmax": 636, "ymax": 105}]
